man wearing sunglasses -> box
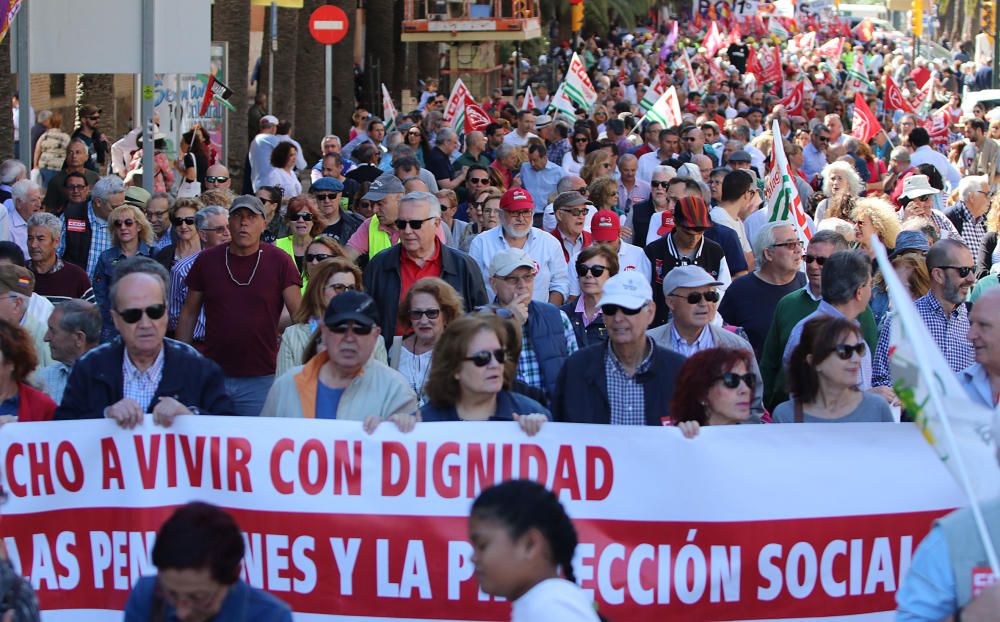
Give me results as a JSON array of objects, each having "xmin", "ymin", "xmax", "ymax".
[
  {"xmin": 56, "ymin": 257, "xmax": 235, "ymax": 424},
  {"xmin": 71, "ymin": 104, "xmax": 109, "ymax": 174},
  {"xmin": 548, "ymin": 191, "xmax": 592, "ymax": 262},
  {"xmin": 309, "ymin": 177, "xmax": 362, "ymax": 247},
  {"xmin": 554, "ymin": 271, "xmax": 686, "ymax": 425},
  {"xmin": 203, "ymin": 164, "xmax": 232, "ymax": 192},
  {"xmin": 647, "ymin": 265, "xmax": 763, "ymax": 421},
  {"xmin": 801, "ymin": 124, "xmax": 831, "ymax": 182},
  {"xmin": 60, "ymin": 175, "xmax": 122, "ymax": 280}
]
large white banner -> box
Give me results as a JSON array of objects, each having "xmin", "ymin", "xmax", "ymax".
[{"xmin": 0, "ymin": 418, "xmax": 965, "ymax": 620}]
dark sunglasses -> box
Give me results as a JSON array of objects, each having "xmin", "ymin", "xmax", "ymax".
[
  {"xmin": 468, "ymin": 177, "xmax": 490, "ymax": 185},
  {"xmin": 464, "ymin": 349, "xmax": 506, "ymax": 367},
  {"xmin": 329, "ymin": 322, "xmax": 374, "ymax": 335},
  {"xmin": 205, "ymin": 176, "xmax": 229, "ymax": 183},
  {"xmin": 574, "ymin": 137, "xmax": 589, "ymax": 143},
  {"xmin": 559, "ymin": 208, "xmax": 589, "ymax": 217},
  {"xmin": 395, "ymin": 217, "xmax": 434, "ymax": 230},
  {"xmin": 834, "ymin": 342, "xmax": 867, "ymax": 360},
  {"xmin": 601, "ymin": 304, "xmax": 644, "ymax": 316},
  {"xmin": 650, "ymin": 180, "xmax": 670, "ymax": 188},
  {"xmin": 940, "ymin": 265, "xmax": 974, "ymax": 278},
  {"xmin": 804, "ymin": 254, "xmax": 827, "ymax": 265},
  {"xmin": 409, "ymin": 308, "xmax": 441, "ymax": 320},
  {"xmin": 326, "ymin": 283, "xmax": 356, "ymax": 294},
  {"xmin": 289, "ymin": 212, "xmax": 313, "ymax": 222},
  {"xmin": 170, "ymin": 216, "xmax": 196, "ymax": 227},
  {"xmin": 115, "ymin": 303, "xmax": 166, "ymax": 324},
  {"xmin": 113, "ymin": 219, "xmax": 135, "ymax": 228},
  {"xmin": 576, "ymin": 264, "xmax": 608, "ymax": 278},
  {"xmin": 306, "ymin": 253, "xmax": 332, "ymax": 262},
  {"xmin": 817, "ymin": 136, "xmax": 830, "ymax": 142},
  {"xmin": 716, "ymin": 372, "xmax": 757, "ymax": 389},
  {"xmin": 669, "ymin": 291, "xmax": 720, "ymax": 304},
  {"xmin": 313, "ymin": 192, "xmax": 340, "ymax": 201}
]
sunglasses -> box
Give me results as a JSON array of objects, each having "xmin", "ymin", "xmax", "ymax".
[
  {"xmin": 289, "ymin": 212, "xmax": 313, "ymax": 222},
  {"xmin": 716, "ymin": 372, "xmax": 757, "ymax": 389},
  {"xmin": 804, "ymin": 254, "xmax": 827, "ymax": 265},
  {"xmin": 115, "ymin": 303, "xmax": 166, "ymax": 324},
  {"xmin": 66, "ymin": 184, "xmax": 87, "ymax": 191},
  {"xmin": 409, "ymin": 308, "xmax": 441, "ymax": 320},
  {"xmin": 817, "ymin": 136, "xmax": 830, "ymax": 142},
  {"xmin": 329, "ymin": 322, "xmax": 374, "ymax": 335},
  {"xmin": 574, "ymin": 137, "xmax": 589, "ymax": 143},
  {"xmin": 669, "ymin": 291, "xmax": 720, "ymax": 304},
  {"xmin": 113, "ymin": 219, "xmax": 135, "ymax": 228},
  {"xmin": 306, "ymin": 253, "xmax": 332, "ymax": 262},
  {"xmin": 601, "ymin": 304, "xmax": 644, "ymax": 316},
  {"xmin": 407, "ymin": 131, "xmax": 422, "ymax": 137},
  {"xmin": 576, "ymin": 264, "xmax": 608, "ymax": 278},
  {"xmin": 559, "ymin": 208, "xmax": 589, "ymax": 217},
  {"xmin": 314, "ymin": 193, "xmax": 340, "ymax": 201},
  {"xmin": 771, "ymin": 240, "xmax": 804, "ymax": 250},
  {"xmin": 650, "ymin": 180, "xmax": 670, "ymax": 188},
  {"xmin": 468, "ymin": 177, "xmax": 490, "ymax": 185},
  {"xmin": 940, "ymin": 265, "xmax": 974, "ymax": 278},
  {"xmin": 205, "ymin": 176, "xmax": 229, "ymax": 183},
  {"xmin": 464, "ymin": 349, "xmax": 506, "ymax": 367},
  {"xmin": 171, "ymin": 216, "xmax": 196, "ymax": 226},
  {"xmin": 833, "ymin": 342, "xmax": 867, "ymax": 360},
  {"xmin": 395, "ymin": 217, "xmax": 435, "ymax": 230}
]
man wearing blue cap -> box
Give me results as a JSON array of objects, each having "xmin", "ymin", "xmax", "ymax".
[{"xmin": 309, "ymin": 177, "xmax": 363, "ymax": 247}]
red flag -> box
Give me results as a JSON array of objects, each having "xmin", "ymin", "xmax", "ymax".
[
  {"xmin": 852, "ymin": 18, "xmax": 874, "ymax": 43},
  {"xmin": 781, "ymin": 81, "xmax": 805, "ymax": 116},
  {"xmin": 923, "ymin": 111, "xmax": 950, "ymax": 145},
  {"xmin": 884, "ymin": 76, "xmax": 917, "ymax": 114},
  {"xmin": 463, "ymin": 95, "xmax": 493, "ymax": 133},
  {"xmin": 851, "ymin": 93, "xmax": 882, "ymax": 143},
  {"xmin": 199, "ymin": 74, "xmax": 216, "ymax": 117},
  {"xmin": 703, "ymin": 20, "xmax": 724, "ymax": 58},
  {"xmin": 746, "ymin": 46, "xmax": 763, "ymax": 79}
]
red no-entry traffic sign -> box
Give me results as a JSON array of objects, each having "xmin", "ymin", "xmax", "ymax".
[{"xmin": 309, "ymin": 4, "xmax": 349, "ymax": 45}]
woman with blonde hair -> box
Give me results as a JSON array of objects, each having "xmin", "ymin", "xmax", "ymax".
[
  {"xmin": 586, "ymin": 176, "xmax": 619, "ymax": 213},
  {"xmin": 579, "ymin": 150, "xmax": 615, "ymax": 185},
  {"xmin": 813, "ymin": 161, "xmax": 863, "ymax": 223},
  {"xmin": 93, "ymin": 204, "xmax": 155, "ymax": 342},
  {"xmin": 852, "ymin": 196, "xmax": 901, "ymax": 256}
]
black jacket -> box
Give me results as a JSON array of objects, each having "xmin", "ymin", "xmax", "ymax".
[
  {"xmin": 552, "ymin": 341, "xmax": 686, "ymax": 425},
  {"xmin": 55, "ymin": 338, "xmax": 235, "ymax": 419},
  {"xmin": 363, "ymin": 242, "xmax": 488, "ymax": 347},
  {"xmin": 630, "ymin": 198, "xmax": 657, "ymax": 248}
]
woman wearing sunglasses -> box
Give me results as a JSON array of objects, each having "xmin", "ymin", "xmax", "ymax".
[
  {"xmin": 419, "ymin": 314, "xmax": 549, "ymax": 434},
  {"xmin": 275, "ymin": 195, "xmax": 317, "ymax": 275},
  {"xmin": 154, "ymin": 198, "xmax": 202, "ymax": 271},
  {"xmin": 94, "ymin": 204, "xmax": 154, "ymax": 343},
  {"xmin": 562, "ymin": 245, "xmax": 616, "ymax": 348},
  {"xmin": 669, "ymin": 347, "xmax": 760, "ymax": 437},
  {"xmin": 774, "ymin": 316, "xmax": 893, "ymax": 423},
  {"xmin": 388, "ymin": 278, "xmax": 464, "ymax": 405},
  {"xmin": 562, "ymin": 129, "xmax": 590, "ymax": 176}
]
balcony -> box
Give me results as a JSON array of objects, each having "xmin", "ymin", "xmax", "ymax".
[{"xmin": 401, "ymin": 0, "xmax": 542, "ymax": 42}]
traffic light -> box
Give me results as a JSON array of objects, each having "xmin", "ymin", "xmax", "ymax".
[
  {"xmin": 571, "ymin": 1, "xmax": 584, "ymax": 32},
  {"xmin": 983, "ymin": 0, "xmax": 995, "ymax": 33},
  {"xmin": 912, "ymin": 0, "xmax": 922, "ymax": 37}
]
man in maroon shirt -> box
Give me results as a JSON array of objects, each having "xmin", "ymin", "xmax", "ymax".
[
  {"xmin": 177, "ymin": 195, "xmax": 301, "ymax": 416},
  {"xmin": 26, "ymin": 212, "xmax": 94, "ymax": 303}
]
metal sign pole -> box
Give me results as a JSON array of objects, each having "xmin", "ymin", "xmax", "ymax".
[
  {"xmin": 268, "ymin": 1, "xmax": 277, "ymax": 115},
  {"xmin": 325, "ymin": 45, "xmax": 332, "ymax": 136},
  {"xmin": 16, "ymin": 2, "xmax": 30, "ymax": 167},
  {"xmin": 141, "ymin": 0, "xmax": 155, "ymax": 193}
]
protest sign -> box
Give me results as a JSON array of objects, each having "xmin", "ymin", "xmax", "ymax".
[{"xmin": 0, "ymin": 417, "xmax": 964, "ymax": 620}]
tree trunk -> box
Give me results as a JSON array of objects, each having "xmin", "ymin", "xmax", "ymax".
[
  {"xmin": 366, "ymin": 0, "xmax": 398, "ymax": 97},
  {"xmin": 260, "ymin": 6, "xmax": 299, "ymax": 123},
  {"xmin": 75, "ymin": 74, "xmax": 116, "ymax": 159},
  {"xmin": 212, "ymin": 0, "xmax": 251, "ymax": 189},
  {"xmin": 0, "ymin": 34, "xmax": 12, "ymax": 160},
  {"xmin": 417, "ymin": 43, "xmax": 440, "ymax": 91}
]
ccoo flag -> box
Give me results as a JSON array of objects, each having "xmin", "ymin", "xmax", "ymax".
[
  {"xmin": 522, "ymin": 85, "xmax": 536, "ymax": 112},
  {"xmin": 639, "ymin": 73, "xmax": 668, "ymax": 113},
  {"xmin": 642, "ymin": 85, "xmax": 683, "ymax": 129},
  {"xmin": 381, "ymin": 83, "xmax": 397, "ymax": 132},
  {"xmin": 765, "ymin": 120, "xmax": 811, "ymax": 244},
  {"xmin": 443, "ymin": 78, "xmax": 471, "ymax": 132},
  {"xmin": 850, "ymin": 93, "xmax": 882, "ymax": 143}
]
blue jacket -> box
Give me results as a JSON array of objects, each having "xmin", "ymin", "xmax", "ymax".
[
  {"xmin": 526, "ymin": 301, "xmax": 570, "ymax": 401},
  {"xmin": 93, "ymin": 242, "xmax": 153, "ymax": 342},
  {"xmin": 125, "ymin": 577, "xmax": 292, "ymax": 622},
  {"xmin": 553, "ymin": 341, "xmax": 686, "ymax": 425},
  {"xmin": 420, "ymin": 390, "xmax": 551, "ymax": 422},
  {"xmin": 54, "ymin": 337, "xmax": 236, "ymax": 419},
  {"xmin": 560, "ymin": 300, "xmax": 608, "ymax": 349}
]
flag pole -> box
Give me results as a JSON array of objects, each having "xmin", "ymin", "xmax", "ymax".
[{"xmin": 881, "ymin": 129, "xmax": 895, "ymax": 149}]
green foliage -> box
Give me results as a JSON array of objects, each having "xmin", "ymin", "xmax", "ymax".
[{"xmin": 582, "ymin": 0, "xmax": 658, "ymax": 34}]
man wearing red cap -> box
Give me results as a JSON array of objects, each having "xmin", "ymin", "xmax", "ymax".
[
  {"xmin": 644, "ymin": 195, "xmax": 731, "ymax": 327},
  {"xmin": 469, "ymin": 187, "xmax": 569, "ymax": 305},
  {"xmin": 566, "ymin": 209, "xmax": 651, "ymax": 299}
]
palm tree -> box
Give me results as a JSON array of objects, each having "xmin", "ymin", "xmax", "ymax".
[
  {"xmin": 0, "ymin": 35, "xmax": 12, "ymax": 159},
  {"xmin": 584, "ymin": 0, "xmax": 657, "ymax": 35},
  {"xmin": 260, "ymin": 6, "xmax": 299, "ymax": 122},
  {"xmin": 75, "ymin": 74, "xmax": 116, "ymax": 153},
  {"xmin": 366, "ymin": 0, "xmax": 399, "ymax": 96},
  {"xmin": 212, "ymin": 0, "xmax": 251, "ymax": 187}
]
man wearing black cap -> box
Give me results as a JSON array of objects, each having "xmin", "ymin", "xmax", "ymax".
[
  {"xmin": 72, "ymin": 104, "xmax": 109, "ymax": 174},
  {"xmin": 261, "ymin": 290, "xmax": 417, "ymax": 422},
  {"xmin": 345, "ymin": 173, "xmax": 406, "ymax": 264},
  {"xmin": 310, "ymin": 177, "xmax": 363, "ymax": 247},
  {"xmin": 177, "ymin": 195, "xmax": 302, "ymax": 417}
]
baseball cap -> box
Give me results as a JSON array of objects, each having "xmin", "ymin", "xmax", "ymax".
[
  {"xmin": 79, "ymin": 104, "xmax": 101, "ymax": 117},
  {"xmin": 553, "ymin": 191, "xmax": 587, "ymax": 211},
  {"xmin": 598, "ymin": 271, "xmax": 653, "ymax": 310},
  {"xmin": 260, "ymin": 114, "xmax": 279, "ymax": 126},
  {"xmin": 229, "ymin": 195, "xmax": 267, "ymax": 218},
  {"xmin": 0, "ymin": 264, "xmax": 33, "ymax": 297},
  {"xmin": 661, "ymin": 265, "xmax": 723, "ymax": 297},
  {"xmin": 889, "ymin": 230, "xmax": 931, "ymax": 259},
  {"xmin": 499, "ymin": 187, "xmax": 534, "ymax": 212},
  {"xmin": 591, "ymin": 209, "xmax": 621, "ymax": 242},
  {"xmin": 124, "ymin": 186, "xmax": 151, "ymax": 210},
  {"xmin": 363, "ymin": 174, "xmax": 406, "ymax": 201},
  {"xmin": 489, "ymin": 248, "xmax": 537, "ymax": 277},
  {"xmin": 310, "ymin": 177, "xmax": 344, "ymax": 193},
  {"xmin": 324, "ymin": 290, "xmax": 380, "ymax": 328},
  {"xmin": 728, "ymin": 150, "xmax": 752, "ymax": 163},
  {"xmin": 674, "ymin": 196, "xmax": 713, "ymax": 228}
]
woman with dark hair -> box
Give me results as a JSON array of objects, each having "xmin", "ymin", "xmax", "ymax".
[
  {"xmin": 403, "ymin": 125, "xmax": 429, "ymax": 167},
  {"xmin": 275, "ymin": 195, "xmax": 315, "ymax": 274},
  {"xmin": 265, "ymin": 141, "xmax": 302, "ymax": 199},
  {"xmin": 178, "ymin": 127, "xmax": 209, "ymax": 187},
  {"xmin": 562, "ymin": 128, "xmax": 590, "ymax": 176},
  {"xmin": 256, "ymin": 185, "xmax": 285, "ymax": 240},
  {"xmin": 562, "ymin": 245, "xmax": 616, "ymax": 348},
  {"xmin": 774, "ymin": 316, "xmax": 894, "ymax": 423},
  {"xmin": 124, "ymin": 502, "xmax": 292, "ymax": 620},
  {"xmin": 669, "ymin": 347, "xmax": 758, "ymax": 437},
  {"xmin": 420, "ymin": 314, "xmax": 548, "ymax": 430},
  {"xmin": 0, "ymin": 318, "xmax": 55, "ymax": 422}
]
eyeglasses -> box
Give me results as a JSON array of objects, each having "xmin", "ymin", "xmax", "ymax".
[
  {"xmin": 147, "ymin": 210, "xmax": 168, "ymax": 219},
  {"xmin": 501, "ymin": 272, "xmax": 535, "ymax": 285},
  {"xmin": 576, "ymin": 264, "xmax": 608, "ymax": 278},
  {"xmin": 409, "ymin": 308, "xmax": 441, "ymax": 320},
  {"xmin": 505, "ymin": 210, "xmax": 532, "ymax": 220},
  {"xmin": 329, "ymin": 322, "xmax": 374, "ymax": 335},
  {"xmin": 314, "ymin": 192, "xmax": 340, "ymax": 201},
  {"xmin": 574, "ymin": 137, "xmax": 589, "ymax": 143},
  {"xmin": 651, "ymin": 180, "xmax": 670, "ymax": 189},
  {"xmin": 171, "ymin": 216, "xmax": 196, "ymax": 226},
  {"xmin": 289, "ymin": 212, "xmax": 313, "ymax": 222},
  {"xmin": 114, "ymin": 303, "xmax": 166, "ymax": 324},
  {"xmin": 601, "ymin": 304, "xmax": 644, "ymax": 316},
  {"xmin": 306, "ymin": 253, "xmax": 332, "ymax": 262},
  {"xmin": 394, "ymin": 216, "xmax": 435, "ymax": 230},
  {"xmin": 833, "ymin": 342, "xmax": 867, "ymax": 360},
  {"xmin": 205, "ymin": 176, "xmax": 229, "ymax": 184},
  {"xmin": 939, "ymin": 265, "xmax": 975, "ymax": 278},
  {"xmin": 804, "ymin": 254, "xmax": 827, "ymax": 265},
  {"xmin": 65, "ymin": 184, "xmax": 87, "ymax": 191},
  {"xmin": 468, "ymin": 177, "xmax": 490, "ymax": 185},
  {"xmin": 716, "ymin": 372, "xmax": 757, "ymax": 389},
  {"xmin": 558, "ymin": 208, "xmax": 589, "ymax": 217},
  {"xmin": 324, "ymin": 283, "xmax": 356, "ymax": 294},
  {"xmin": 816, "ymin": 136, "xmax": 830, "ymax": 142},
  {"xmin": 113, "ymin": 218, "xmax": 135, "ymax": 228},
  {"xmin": 464, "ymin": 349, "xmax": 506, "ymax": 367},
  {"xmin": 202, "ymin": 225, "xmax": 228, "ymax": 235},
  {"xmin": 669, "ymin": 290, "xmax": 720, "ymax": 304},
  {"xmin": 771, "ymin": 240, "xmax": 804, "ymax": 250},
  {"xmin": 407, "ymin": 131, "xmax": 422, "ymax": 137}
]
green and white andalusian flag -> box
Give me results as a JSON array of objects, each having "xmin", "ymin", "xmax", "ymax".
[{"xmin": 765, "ymin": 120, "xmax": 811, "ymax": 244}]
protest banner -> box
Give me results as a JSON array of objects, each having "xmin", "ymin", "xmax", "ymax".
[
  {"xmin": 765, "ymin": 119, "xmax": 811, "ymax": 244},
  {"xmin": 781, "ymin": 80, "xmax": 805, "ymax": 116},
  {"xmin": 443, "ymin": 78, "xmax": 470, "ymax": 131},
  {"xmin": 702, "ymin": 20, "xmax": 725, "ymax": 58},
  {"xmin": 642, "ymin": 85, "xmax": 684, "ymax": 129},
  {"xmin": 0, "ymin": 417, "xmax": 964, "ymax": 620},
  {"xmin": 639, "ymin": 72, "xmax": 668, "ymax": 113},
  {"xmin": 522, "ymin": 85, "xmax": 535, "ymax": 112},
  {"xmin": 677, "ymin": 51, "xmax": 701, "ymax": 93}
]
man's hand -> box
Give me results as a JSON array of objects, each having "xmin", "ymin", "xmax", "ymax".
[
  {"xmin": 152, "ymin": 397, "xmax": 192, "ymax": 428},
  {"xmin": 870, "ymin": 385, "xmax": 900, "ymax": 407},
  {"xmin": 105, "ymin": 398, "xmax": 144, "ymax": 429},
  {"xmin": 505, "ymin": 292, "xmax": 531, "ymax": 325}
]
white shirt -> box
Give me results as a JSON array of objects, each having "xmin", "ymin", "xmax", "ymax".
[
  {"xmin": 561, "ymin": 151, "xmax": 584, "ymax": 176},
  {"xmin": 567, "ymin": 241, "xmax": 652, "ymax": 296},
  {"xmin": 636, "ymin": 149, "xmax": 669, "ymax": 184},
  {"xmin": 512, "ymin": 578, "xmax": 600, "ymax": 622},
  {"xmin": 111, "ymin": 127, "xmax": 142, "ymax": 177},
  {"xmin": 264, "ymin": 167, "xmax": 302, "ymax": 198},
  {"xmin": 468, "ymin": 226, "xmax": 569, "ymax": 302},
  {"xmin": 249, "ymin": 133, "xmax": 280, "ymax": 192},
  {"xmin": 909, "ymin": 145, "xmax": 962, "ymax": 191},
  {"xmin": 503, "ymin": 131, "xmax": 538, "ymax": 147},
  {"xmin": 710, "ymin": 206, "xmax": 751, "ymax": 253},
  {"xmin": 6, "ymin": 204, "xmax": 28, "ymax": 260}
]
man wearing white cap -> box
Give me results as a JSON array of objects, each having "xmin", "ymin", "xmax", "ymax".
[
  {"xmin": 248, "ymin": 115, "xmax": 280, "ymax": 192},
  {"xmin": 899, "ymin": 174, "xmax": 961, "ymax": 241},
  {"xmin": 553, "ymin": 271, "xmax": 686, "ymax": 425},
  {"xmin": 647, "ymin": 264, "xmax": 763, "ymax": 420}
]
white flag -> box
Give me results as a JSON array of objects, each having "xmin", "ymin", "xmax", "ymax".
[
  {"xmin": 548, "ymin": 83, "xmax": 576, "ymax": 117},
  {"xmin": 642, "ymin": 85, "xmax": 683, "ymax": 128},
  {"xmin": 381, "ymin": 83, "xmax": 397, "ymax": 132},
  {"xmin": 522, "ymin": 85, "xmax": 536, "ymax": 112},
  {"xmin": 764, "ymin": 120, "xmax": 811, "ymax": 244},
  {"xmin": 561, "ymin": 52, "xmax": 598, "ymax": 112},
  {"xmin": 443, "ymin": 78, "xmax": 471, "ymax": 131},
  {"xmin": 676, "ymin": 51, "xmax": 701, "ymax": 93},
  {"xmin": 639, "ymin": 73, "xmax": 667, "ymax": 113}
]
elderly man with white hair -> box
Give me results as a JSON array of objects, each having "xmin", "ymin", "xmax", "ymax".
[
  {"xmin": 27, "ymin": 212, "xmax": 93, "ymax": 304},
  {"xmin": 944, "ymin": 175, "xmax": 991, "ymax": 262},
  {"xmin": 7, "ymin": 179, "xmax": 41, "ymax": 260}
]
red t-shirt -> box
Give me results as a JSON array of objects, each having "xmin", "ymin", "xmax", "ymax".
[
  {"xmin": 397, "ymin": 242, "xmax": 443, "ymax": 335},
  {"xmin": 186, "ymin": 243, "xmax": 301, "ymax": 377}
]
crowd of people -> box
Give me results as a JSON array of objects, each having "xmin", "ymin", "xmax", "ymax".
[{"xmin": 1, "ymin": 12, "xmax": 999, "ymax": 622}]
